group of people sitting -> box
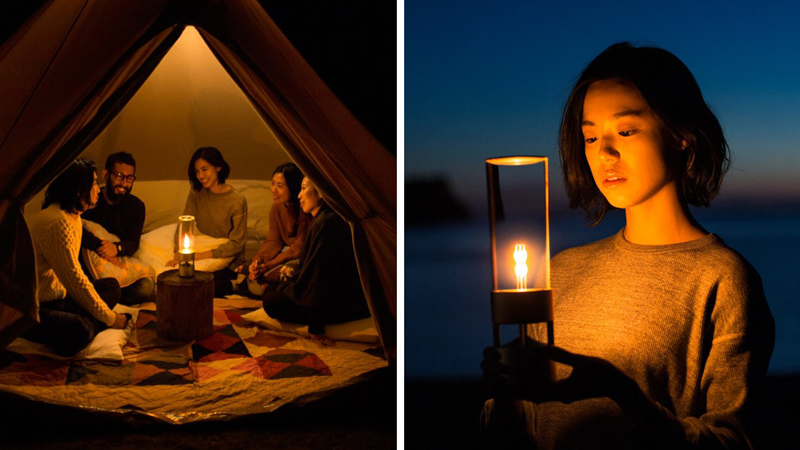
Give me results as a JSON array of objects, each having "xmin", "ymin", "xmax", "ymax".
[{"xmin": 24, "ymin": 147, "xmax": 370, "ymax": 357}]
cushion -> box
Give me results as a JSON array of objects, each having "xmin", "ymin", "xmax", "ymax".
[
  {"xmin": 6, "ymin": 304, "xmax": 139, "ymax": 361},
  {"xmin": 241, "ymin": 308, "xmax": 379, "ymax": 344},
  {"xmin": 81, "ymin": 220, "xmax": 155, "ymax": 288},
  {"xmin": 135, "ymin": 223, "xmax": 234, "ymax": 276}
]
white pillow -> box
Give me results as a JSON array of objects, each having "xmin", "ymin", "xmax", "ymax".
[
  {"xmin": 241, "ymin": 308, "xmax": 379, "ymax": 344},
  {"xmin": 81, "ymin": 220, "xmax": 155, "ymax": 287},
  {"xmin": 135, "ymin": 223, "xmax": 234, "ymax": 276},
  {"xmin": 6, "ymin": 304, "xmax": 139, "ymax": 361}
]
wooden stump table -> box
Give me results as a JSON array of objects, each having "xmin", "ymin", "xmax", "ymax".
[{"xmin": 156, "ymin": 269, "xmax": 214, "ymax": 341}]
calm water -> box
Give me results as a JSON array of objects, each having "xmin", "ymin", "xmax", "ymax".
[{"xmin": 405, "ymin": 212, "xmax": 800, "ymax": 378}]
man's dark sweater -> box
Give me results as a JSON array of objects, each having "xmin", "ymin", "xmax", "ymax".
[{"xmin": 81, "ymin": 187, "xmax": 146, "ymax": 257}]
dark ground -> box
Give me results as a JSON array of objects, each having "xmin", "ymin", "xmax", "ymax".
[
  {"xmin": 0, "ymin": 368, "xmax": 395, "ymax": 450},
  {"xmin": 405, "ymin": 374, "xmax": 800, "ymax": 450}
]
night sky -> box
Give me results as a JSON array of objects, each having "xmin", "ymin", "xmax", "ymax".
[{"xmin": 406, "ymin": 0, "xmax": 800, "ymax": 215}]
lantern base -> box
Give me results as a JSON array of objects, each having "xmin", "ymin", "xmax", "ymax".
[
  {"xmin": 491, "ymin": 288, "xmax": 553, "ymax": 347},
  {"xmin": 178, "ymin": 252, "xmax": 195, "ymax": 278},
  {"xmin": 491, "ymin": 289, "xmax": 552, "ymax": 324}
]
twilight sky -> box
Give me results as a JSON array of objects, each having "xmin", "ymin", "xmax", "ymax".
[{"xmin": 405, "ymin": 0, "xmax": 800, "ymax": 216}]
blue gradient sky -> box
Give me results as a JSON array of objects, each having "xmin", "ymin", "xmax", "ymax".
[{"xmin": 406, "ymin": 0, "xmax": 800, "ymax": 216}]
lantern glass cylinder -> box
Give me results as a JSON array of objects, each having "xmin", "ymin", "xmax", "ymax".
[
  {"xmin": 178, "ymin": 215, "xmax": 196, "ymax": 278},
  {"xmin": 486, "ymin": 156, "xmax": 552, "ymax": 347}
]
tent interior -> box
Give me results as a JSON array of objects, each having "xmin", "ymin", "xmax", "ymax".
[
  {"xmin": 79, "ymin": 25, "xmax": 291, "ymax": 183},
  {"xmin": 0, "ymin": 0, "xmax": 395, "ymax": 426},
  {"xmin": 24, "ymin": 25, "xmax": 293, "ymax": 242}
]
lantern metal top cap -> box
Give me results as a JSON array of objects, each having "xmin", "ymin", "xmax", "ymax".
[
  {"xmin": 179, "ymin": 215, "xmax": 195, "ymax": 221},
  {"xmin": 486, "ymin": 156, "xmax": 547, "ymax": 166}
]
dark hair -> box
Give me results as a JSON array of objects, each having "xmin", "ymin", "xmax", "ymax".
[
  {"xmin": 105, "ymin": 152, "xmax": 136, "ymax": 173},
  {"xmin": 272, "ymin": 162, "xmax": 304, "ymax": 212},
  {"xmin": 188, "ymin": 147, "xmax": 230, "ymax": 191},
  {"xmin": 560, "ymin": 42, "xmax": 729, "ymax": 225},
  {"xmin": 42, "ymin": 158, "xmax": 97, "ymax": 213}
]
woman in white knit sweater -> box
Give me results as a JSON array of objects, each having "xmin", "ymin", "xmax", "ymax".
[
  {"xmin": 24, "ymin": 158, "xmax": 128, "ymax": 357},
  {"xmin": 483, "ymin": 43, "xmax": 774, "ymax": 449}
]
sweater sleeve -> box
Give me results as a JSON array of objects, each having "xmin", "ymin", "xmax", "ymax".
[
  {"xmin": 631, "ymin": 263, "xmax": 774, "ymax": 449},
  {"xmin": 679, "ymin": 265, "xmax": 773, "ymax": 449},
  {"xmin": 41, "ymin": 218, "xmax": 116, "ymax": 326},
  {"xmin": 209, "ymin": 194, "xmax": 247, "ymax": 259},
  {"xmin": 81, "ymin": 227, "xmax": 103, "ymax": 251},
  {"xmin": 253, "ymin": 204, "xmax": 283, "ymax": 262},
  {"xmin": 285, "ymin": 213, "xmax": 310, "ymax": 259}
]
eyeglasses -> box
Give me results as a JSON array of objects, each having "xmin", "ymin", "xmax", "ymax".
[{"xmin": 111, "ymin": 172, "xmax": 136, "ymax": 183}]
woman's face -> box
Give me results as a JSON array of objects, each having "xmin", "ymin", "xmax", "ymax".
[
  {"xmin": 582, "ymin": 78, "xmax": 679, "ymax": 212},
  {"xmin": 271, "ymin": 172, "xmax": 290, "ymax": 204},
  {"xmin": 194, "ymin": 158, "xmax": 221, "ymax": 189},
  {"xmin": 298, "ymin": 177, "xmax": 322, "ymax": 215}
]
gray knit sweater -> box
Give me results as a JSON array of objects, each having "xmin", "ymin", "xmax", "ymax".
[
  {"xmin": 174, "ymin": 186, "xmax": 247, "ymax": 266},
  {"xmin": 498, "ymin": 229, "xmax": 774, "ymax": 449}
]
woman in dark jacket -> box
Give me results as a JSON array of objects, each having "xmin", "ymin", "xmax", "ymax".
[{"xmin": 262, "ymin": 177, "xmax": 370, "ymax": 341}]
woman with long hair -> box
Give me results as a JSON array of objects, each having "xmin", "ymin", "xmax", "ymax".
[
  {"xmin": 261, "ymin": 177, "xmax": 370, "ymax": 342},
  {"xmin": 24, "ymin": 158, "xmax": 128, "ymax": 356},
  {"xmin": 236, "ymin": 162, "xmax": 311, "ymax": 296}
]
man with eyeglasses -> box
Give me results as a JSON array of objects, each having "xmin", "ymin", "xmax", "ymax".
[{"xmin": 81, "ymin": 152, "xmax": 154, "ymax": 304}]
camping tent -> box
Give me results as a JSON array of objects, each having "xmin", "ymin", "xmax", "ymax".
[
  {"xmin": 78, "ymin": 25, "xmax": 294, "ymax": 182},
  {"xmin": 0, "ymin": 0, "xmax": 396, "ymax": 359}
]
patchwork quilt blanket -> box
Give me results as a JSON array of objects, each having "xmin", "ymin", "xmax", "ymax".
[{"xmin": 0, "ymin": 299, "xmax": 387, "ymax": 424}]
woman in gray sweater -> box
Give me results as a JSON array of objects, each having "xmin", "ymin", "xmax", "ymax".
[
  {"xmin": 167, "ymin": 147, "xmax": 247, "ymax": 297},
  {"xmin": 483, "ymin": 43, "xmax": 775, "ymax": 449}
]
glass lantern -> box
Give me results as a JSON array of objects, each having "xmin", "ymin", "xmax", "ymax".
[
  {"xmin": 486, "ymin": 156, "xmax": 553, "ymax": 348},
  {"xmin": 178, "ymin": 215, "xmax": 196, "ymax": 278}
]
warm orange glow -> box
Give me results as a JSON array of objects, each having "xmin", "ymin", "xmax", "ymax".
[
  {"xmin": 178, "ymin": 215, "xmax": 195, "ymax": 254},
  {"xmin": 179, "ymin": 233, "xmax": 194, "ymax": 254},
  {"xmin": 486, "ymin": 156, "xmax": 547, "ymax": 166},
  {"xmin": 514, "ymin": 244, "xmax": 528, "ymax": 290}
]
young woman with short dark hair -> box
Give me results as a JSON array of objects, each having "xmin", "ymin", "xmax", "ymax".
[
  {"xmin": 483, "ymin": 43, "xmax": 774, "ymax": 449},
  {"xmin": 167, "ymin": 147, "xmax": 247, "ymax": 297}
]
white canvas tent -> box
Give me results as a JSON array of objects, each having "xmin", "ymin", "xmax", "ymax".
[{"xmin": 0, "ymin": 0, "xmax": 396, "ymax": 359}]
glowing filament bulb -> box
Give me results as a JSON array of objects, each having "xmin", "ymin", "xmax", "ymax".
[{"xmin": 514, "ymin": 244, "xmax": 528, "ymax": 290}]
